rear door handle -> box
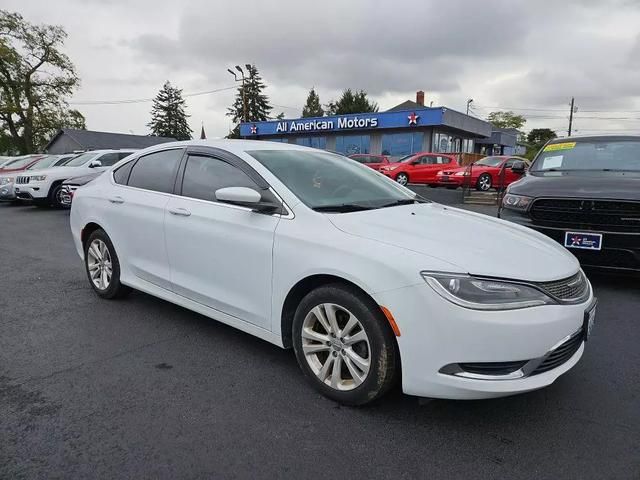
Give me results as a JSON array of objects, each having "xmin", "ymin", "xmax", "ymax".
[
  {"xmin": 168, "ymin": 207, "xmax": 191, "ymax": 217},
  {"xmin": 108, "ymin": 196, "xmax": 124, "ymax": 204}
]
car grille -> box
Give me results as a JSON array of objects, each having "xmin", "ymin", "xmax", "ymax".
[
  {"xmin": 530, "ymin": 198, "xmax": 640, "ymax": 233},
  {"xmin": 535, "ymin": 271, "xmax": 589, "ymax": 302},
  {"xmin": 16, "ymin": 176, "xmax": 30, "ymax": 184},
  {"xmin": 530, "ymin": 328, "xmax": 584, "ymax": 376}
]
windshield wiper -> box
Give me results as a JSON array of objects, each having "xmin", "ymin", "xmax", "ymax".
[
  {"xmin": 378, "ymin": 198, "xmax": 426, "ymax": 208},
  {"xmin": 312, "ymin": 204, "xmax": 374, "ymax": 213}
]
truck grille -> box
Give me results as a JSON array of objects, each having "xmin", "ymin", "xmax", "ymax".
[
  {"xmin": 16, "ymin": 176, "xmax": 30, "ymax": 184},
  {"xmin": 531, "ymin": 328, "xmax": 583, "ymax": 375},
  {"xmin": 530, "ymin": 198, "xmax": 640, "ymax": 233},
  {"xmin": 535, "ymin": 271, "xmax": 589, "ymax": 302}
]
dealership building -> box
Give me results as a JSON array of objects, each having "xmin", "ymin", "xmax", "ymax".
[{"xmin": 239, "ymin": 91, "xmax": 516, "ymax": 157}]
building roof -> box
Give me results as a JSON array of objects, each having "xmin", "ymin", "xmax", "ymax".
[
  {"xmin": 386, "ymin": 100, "xmax": 425, "ymax": 112},
  {"xmin": 44, "ymin": 129, "xmax": 176, "ymax": 152}
]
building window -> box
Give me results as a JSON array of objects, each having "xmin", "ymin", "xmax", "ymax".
[
  {"xmin": 462, "ymin": 138, "xmax": 474, "ymax": 153},
  {"xmin": 335, "ymin": 135, "xmax": 370, "ymax": 155},
  {"xmin": 296, "ymin": 137, "xmax": 327, "ymax": 149},
  {"xmin": 381, "ymin": 132, "xmax": 424, "ymax": 157}
]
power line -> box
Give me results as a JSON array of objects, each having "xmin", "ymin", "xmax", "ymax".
[
  {"xmin": 473, "ymin": 104, "xmax": 640, "ymax": 114},
  {"xmin": 69, "ymin": 85, "xmax": 237, "ymax": 106}
]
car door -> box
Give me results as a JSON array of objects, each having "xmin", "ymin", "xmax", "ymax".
[
  {"xmin": 107, "ymin": 148, "xmax": 185, "ymax": 290},
  {"xmin": 422, "ymin": 155, "xmax": 451, "ymax": 184},
  {"xmin": 164, "ymin": 148, "xmax": 281, "ymax": 329},
  {"xmin": 408, "ymin": 155, "xmax": 430, "ymax": 182}
]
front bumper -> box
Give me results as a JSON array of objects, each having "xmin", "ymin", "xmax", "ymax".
[
  {"xmin": 373, "ymin": 282, "xmax": 594, "ymax": 399},
  {"xmin": 14, "ymin": 184, "xmax": 47, "ymax": 200},
  {"xmin": 0, "ymin": 182, "xmax": 16, "ymax": 200},
  {"xmin": 500, "ymin": 208, "xmax": 640, "ymax": 272}
]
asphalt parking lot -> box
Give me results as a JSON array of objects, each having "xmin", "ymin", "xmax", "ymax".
[{"xmin": 1, "ymin": 200, "xmax": 639, "ymax": 480}]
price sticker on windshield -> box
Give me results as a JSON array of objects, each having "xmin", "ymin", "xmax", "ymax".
[{"xmin": 544, "ymin": 142, "xmax": 576, "ymax": 152}]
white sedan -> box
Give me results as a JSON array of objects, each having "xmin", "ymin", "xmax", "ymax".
[{"xmin": 70, "ymin": 140, "xmax": 596, "ymax": 405}]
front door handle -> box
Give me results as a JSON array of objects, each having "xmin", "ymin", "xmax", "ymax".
[
  {"xmin": 168, "ymin": 207, "xmax": 191, "ymax": 217},
  {"xmin": 108, "ymin": 196, "xmax": 124, "ymax": 204}
]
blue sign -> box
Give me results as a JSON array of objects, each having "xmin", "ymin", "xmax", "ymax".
[{"xmin": 240, "ymin": 108, "xmax": 446, "ymax": 137}]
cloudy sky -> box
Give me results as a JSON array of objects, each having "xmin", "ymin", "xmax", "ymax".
[{"xmin": 6, "ymin": 0, "xmax": 640, "ymax": 138}]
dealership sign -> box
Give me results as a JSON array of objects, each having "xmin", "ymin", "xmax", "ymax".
[
  {"xmin": 276, "ymin": 116, "xmax": 379, "ymax": 133},
  {"xmin": 240, "ymin": 108, "xmax": 447, "ymax": 137}
]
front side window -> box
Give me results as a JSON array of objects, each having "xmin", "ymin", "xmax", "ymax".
[
  {"xmin": 249, "ymin": 149, "xmax": 416, "ymax": 210},
  {"xmin": 181, "ymin": 155, "xmax": 259, "ymax": 202},
  {"xmin": 127, "ymin": 149, "xmax": 183, "ymax": 193},
  {"xmin": 97, "ymin": 153, "xmax": 121, "ymax": 167}
]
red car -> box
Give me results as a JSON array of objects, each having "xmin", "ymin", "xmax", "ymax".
[
  {"xmin": 0, "ymin": 154, "xmax": 46, "ymax": 174},
  {"xmin": 348, "ymin": 154, "xmax": 390, "ymax": 170},
  {"xmin": 378, "ymin": 152, "xmax": 459, "ymax": 186},
  {"xmin": 436, "ymin": 156, "xmax": 529, "ymax": 191}
]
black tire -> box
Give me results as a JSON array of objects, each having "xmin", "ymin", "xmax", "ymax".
[
  {"xmin": 476, "ymin": 173, "xmax": 492, "ymax": 191},
  {"xmin": 395, "ymin": 173, "xmax": 409, "ymax": 186},
  {"xmin": 84, "ymin": 229, "xmax": 132, "ymax": 299},
  {"xmin": 292, "ymin": 283, "xmax": 398, "ymax": 406},
  {"xmin": 48, "ymin": 183, "xmax": 65, "ymax": 208}
]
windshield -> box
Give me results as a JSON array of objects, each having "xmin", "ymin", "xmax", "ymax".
[
  {"xmin": 63, "ymin": 152, "xmax": 99, "ymax": 167},
  {"xmin": 27, "ymin": 156, "xmax": 61, "ymax": 170},
  {"xmin": 531, "ymin": 139, "xmax": 640, "ymax": 172},
  {"xmin": 475, "ymin": 156, "xmax": 504, "ymax": 167},
  {"xmin": 248, "ymin": 149, "xmax": 417, "ymax": 211},
  {"xmin": 1, "ymin": 156, "xmax": 37, "ymax": 169},
  {"xmin": 398, "ymin": 155, "xmax": 415, "ymax": 163}
]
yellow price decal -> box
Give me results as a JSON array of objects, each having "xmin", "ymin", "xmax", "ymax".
[{"xmin": 544, "ymin": 142, "xmax": 576, "ymax": 152}]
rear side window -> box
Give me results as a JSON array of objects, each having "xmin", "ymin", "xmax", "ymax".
[
  {"xmin": 127, "ymin": 149, "xmax": 183, "ymax": 193},
  {"xmin": 113, "ymin": 161, "xmax": 135, "ymax": 185},
  {"xmin": 181, "ymin": 155, "xmax": 259, "ymax": 202}
]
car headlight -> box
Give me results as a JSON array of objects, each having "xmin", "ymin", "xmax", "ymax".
[
  {"xmin": 388, "ymin": 166, "xmax": 399, "ymax": 171},
  {"xmin": 454, "ymin": 171, "xmax": 467, "ymax": 176},
  {"xmin": 31, "ymin": 175, "xmax": 47, "ymax": 182},
  {"xmin": 502, "ymin": 193, "xmax": 532, "ymax": 211},
  {"xmin": 421, "ymin": 272, "xmax": 555, "ymax": 310},
  {"xmin": 0, "ymin": 177, "xmax": 13, "ymax": 185}
]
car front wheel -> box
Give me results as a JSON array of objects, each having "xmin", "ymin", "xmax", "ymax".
[
  {"xmin": 476, "ymin": 173, "xmax": 492, "ymax": 191},
  {"xmin": 84, "ymin": 229, "xmax": 132, "ymax": 299},
  {"xmin": 395, "ymin": 173, "xmax": 409, "ymax": 186},
  {"xmin": 292, "ymin": 284, "xmax": 398, "ymax": 406}
]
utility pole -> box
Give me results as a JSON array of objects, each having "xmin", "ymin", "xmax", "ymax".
[
  {"xmin": 568, "ymin": 97, "xmax": 575, "ymax": 137},
  {"xmin": 227, "ymin": 66, "xmax": 248, "ymax": 122}
]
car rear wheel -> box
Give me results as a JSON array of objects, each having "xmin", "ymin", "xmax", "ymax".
[
  {"xmin": 292, "ymin": 284, "xmax": 398, "ymax": 406},
  {"xmin": 84, "ymin": 229, "xmax": 132, "ymax": 299},
  {"xmin": 396, "ymin": 173, "xmax": 409, "ymax": 186},
  {"xmin": 476, "ymin": 173, "xmax": 492, "ymax": 191}
]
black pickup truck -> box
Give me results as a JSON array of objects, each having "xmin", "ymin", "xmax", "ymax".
[{"xmin": 499, "ymin": 135, "xmax": 640, "ymax": 273}]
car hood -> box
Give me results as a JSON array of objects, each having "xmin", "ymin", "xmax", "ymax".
[
  {"xmin": 381, "ymin": 162, "xmax": 406, "ymax": 169},
  {"xmin": 327, "ymin": 203, "xmax": 579, "ymax": 282},
  {"xmin": 63, "ymin": 171, "xmax": 103, "ymax": 186},
  {"xmin": 509, "ymin": 170, "xmax": 640, "ymax": 200},
  {"xmin": 24, "ymin": 165, "xmax": 95, "ymax": 178}
]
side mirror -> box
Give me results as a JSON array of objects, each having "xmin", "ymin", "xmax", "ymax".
[
  {"xmin": 88, "ymin": 159, "xmax": 102, "ymax": 168},
  {"xmin": 511, "ymin": 160, "xmax": 526, "ymax": 175},
  {"xmin": 411, "ymin": 160, "xmax": 420, "ymax": 165},
  {"xmin": 215, "ymin": 187, "xmax": 280, "ymax": 213}
]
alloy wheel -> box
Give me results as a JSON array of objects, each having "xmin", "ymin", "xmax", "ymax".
[
  {"xmin": 87, "ymin": 239, "xmax": 112, "ymax": 290},
  {"xmin": 301, "ymin": 303, "xmax": 371, "ymax": 391},
  {"xmin": 396, "ymin": 174, "xmax": 408, "ymax": 186},
  {"xmin": 478, "ymin": 174, "xmax": 492, "ymax": 191}
]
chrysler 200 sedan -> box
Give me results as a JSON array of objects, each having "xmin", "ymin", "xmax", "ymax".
[{"xmin": 70, "ymin": 140, "xmax": 596, "ymax": 405}]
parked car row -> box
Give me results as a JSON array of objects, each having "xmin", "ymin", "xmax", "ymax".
[
  {"xmin": 349, "ymin": 152, "xmax": 529, "ymax": 191},
  {"xmin": 0, "ymin": 150, "xmax": 136, "ymax": 207}
]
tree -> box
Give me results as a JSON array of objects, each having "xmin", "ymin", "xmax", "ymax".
[
  {"xmin": 302, "ymin": 88, "xmax": 323, "ymax": 117},
  {"xmin": 226, "ymin": 64, "xmax": 272, "ymax": 138},
  {"xmin": 0, "ymin": 10, "xmax": 86, "ymax": 154},
  {"xmin": 326, "ymin": 89, "xmax": 378, "ymax": 115},
  {"xmin": 147, "ymin": 81, "xmax": 192, "ymax": 140},
  {"xmin": 487, "ymin": 111, "xmax": 526, "ymax": 130},
  {"xmin": 527, "ymin": 128, "xmax": 557, "ymax": 148}
]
